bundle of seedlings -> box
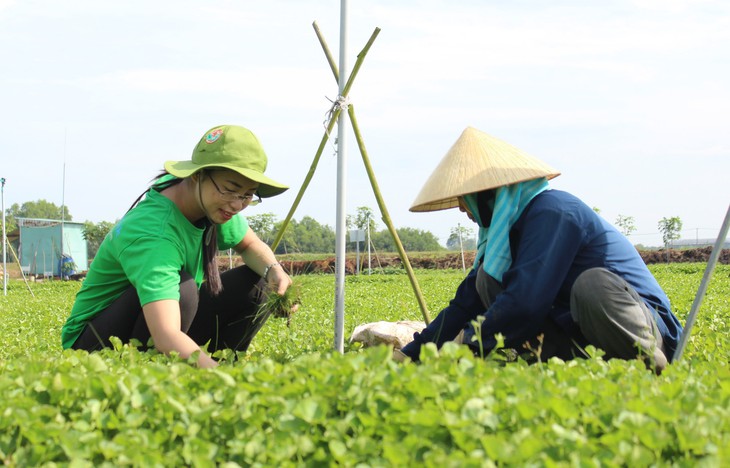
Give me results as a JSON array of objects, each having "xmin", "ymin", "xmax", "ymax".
[{"xmin": 257, "ymin": 281, "xmax": 301, "ymax": 328}]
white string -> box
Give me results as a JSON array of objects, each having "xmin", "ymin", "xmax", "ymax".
[{"xmin": 323, "ymin": 95, "xmax": 351, "ymax": 155}]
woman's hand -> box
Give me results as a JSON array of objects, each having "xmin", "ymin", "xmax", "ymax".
[
  {"xmin": 143, "ymin": 299, "xmax": 218, "ymax": 368},
  {"xmin": 265, "ymin": 263, "xmax": 290, "ymax": 294},
  {"xmin": 266, "ymin": 264, "xmax": 299, "ymax": 314},
  {"xmin": 236, "ymin": 229, "xmax": 300, "ymax": 315},
  {"xmin": 392, "ymin": 348, "xmax": 410, "ymax": 363}
]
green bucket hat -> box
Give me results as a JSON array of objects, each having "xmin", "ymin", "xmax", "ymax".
[{"xmin": 164, "ymin": 125, "xmax": 289, "ymax": 198}]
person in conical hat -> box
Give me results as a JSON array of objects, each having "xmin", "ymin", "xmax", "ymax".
[
  {"xmin": 62, "ymin": 125, "xmax": 295, "ymax": 368},
  {"xmin": 397, "ymin": 127, "xmax": 682, "ymax": 373}
]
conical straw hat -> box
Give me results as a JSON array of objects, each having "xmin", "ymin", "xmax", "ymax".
[{"xmin": 409, "ymin": 127, "xmax": 561, "ymax": 212}]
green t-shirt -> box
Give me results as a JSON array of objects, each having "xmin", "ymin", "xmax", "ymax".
[{"xmin": 61, "ymin": 183, "xmax": 248, "ymax": 349}]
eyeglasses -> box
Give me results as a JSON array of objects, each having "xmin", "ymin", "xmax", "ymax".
[{"xmin": 207, "ymin": 173, "xmax": 261, "ymax": 206}]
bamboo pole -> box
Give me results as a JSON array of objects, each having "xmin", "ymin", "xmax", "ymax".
[
  {"xmin": 270, "ymin": 110, "xmax": 338, "ymax": 251},
  {"xmin": 672, "ymin": 204, "xmax": 730, "ymax": 361},
  {"xmin": 270, "ymin": 25, "xmax": 381, "ymax": 252},
  {"xmin": 348, "ymin": 108, "xmax": 431, "ymax": 323},
  {"xmin": 5, "ymin": 238, "xmax": 35, "ymax": 297},
  {"xmin": 313, "ymin": 21, "xmax": 339, "ymax": 86},
  {"xmin": 313, "ymin": 22, "xmax": 431, "ymax": 324}
]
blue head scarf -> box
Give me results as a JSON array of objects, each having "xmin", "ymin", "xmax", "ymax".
[{"xmin": 463, "ymin": 178, "xmax": 549, "ymax": 282}]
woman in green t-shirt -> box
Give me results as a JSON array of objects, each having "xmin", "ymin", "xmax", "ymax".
[{"xmin": 62, "ymin": 125, "xmax": 294, "ymax": 368}]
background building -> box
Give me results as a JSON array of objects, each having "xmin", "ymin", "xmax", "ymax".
[{"xmin": 12, "ymin": 218, "xmax": 88, "ymax": 277}]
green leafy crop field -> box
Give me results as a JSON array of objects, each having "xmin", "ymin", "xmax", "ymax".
[{"xmin": 0, "ymin": 264, "xmax": 728, "ymax": 466}]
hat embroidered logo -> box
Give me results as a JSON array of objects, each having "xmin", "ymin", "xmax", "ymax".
[{"xmin": 205, "ymin": 129, "xmax": 223, "ymax": 144}]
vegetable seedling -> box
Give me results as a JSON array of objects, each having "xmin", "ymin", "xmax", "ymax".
[{"xmin": 257, "ymin": 282, "xmax": 301, "ymax": 327}]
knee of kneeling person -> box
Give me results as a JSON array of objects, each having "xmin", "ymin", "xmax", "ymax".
[
  {"xmin": 178, "ymin": 271, "xmax": 199, "ymax": 310},
  {"xmin": 570, "ymin": 267, "xmax": 623, "ymax": 323},
  {"xmin": 573, "ymin": 267, "xmax": 611, "ymax": 288},
  {"xmin": 179, "ymin": 271, "xmax": 196, "ymax": 289},
  {"xmin": 571, "ymin": 268, "xmax": 621, "ymax": 302},
  {"xmin": 572, "ymin": 267, "xmax": 601, "ymax": 300}
]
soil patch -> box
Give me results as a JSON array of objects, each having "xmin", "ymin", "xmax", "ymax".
[
  {"xmin": 217, "ymin": 248, "xmax": 730, "ymax": 275},
  {"xmin": 5, "ymin": 248, "xmax": 725, "ymax": 280}
]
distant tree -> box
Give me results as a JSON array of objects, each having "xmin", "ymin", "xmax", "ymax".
[
  {"xmin": 247, "ymin": 212, "xmax": 278, "ymax": 244},
  {"xmin": 5, "ymin": 199, "xmax": 72, "ymax": 232},
  {"xmin": 353, "ymin": 206, "xmax": 377, "ymax": 232},
  {"xmin": 372, "ymin": 227, "xmax": 444, "ymax": 252},
  {"xmin": 2, "ymin": 213, "xmax": 15, "ymax": 234},
  {"xmin": 370, "ymin": 230, "xmax": 393, "ymax": 252},
  {"xmin": 10, "ymin": 199, "xmax": 71, "ymax": 220},
  {"xmin": 83, "ymin": 220, "xmax": 115, "ymax": 259},
  {"xmin": 273, "ymin": 218, "xmax": 299, "ymax": 254},
  {"xmin": 615, "ymin": 214, "xmax": 637, "ymax": 237},
  {"xmin": 292, "ymin": 216, "xmax": 335, "ymax": 253},
  {"xmin": 446, "ymin": 225, "xmax": 476, "ymax": 251},
  {"xmin": 658, "ymin": 216, "xmax": 683, "ymax": 250},
  {"xmin": 272, "ymin": 216, "xmax": 335, "ymax": 254},
  {"xmin": 345, "ymin": 206, "xmax": 378, "ymax": 253}
]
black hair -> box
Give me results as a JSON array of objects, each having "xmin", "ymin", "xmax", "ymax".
[{"xmin": 128, "ymin": 170, "xmax": 223, "ymax": 297}]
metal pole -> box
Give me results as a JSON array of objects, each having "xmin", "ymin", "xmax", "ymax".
[
  {"xmin": 458, "ymin": 223, "xmax": 466, "ymax": 272},
  {"xmin": 333, "ymin": 0, "xmax": 349, "ymax": 353},
  {"xmin": 2, "ymin": 177, "xmax": 6, "ymax": 295},
  {"xmin": 355, "ymin": 239, "xmax": 360, "ymax": 275},
  {"xmin": 673, "ymin": 204, "xmax": 730, "ymax": 361},
  {"xmin": 60, "ymin": 129, "xmax": 67, "ymax": 277},
  {"xmin": 60, "ymin": 162, "xmax": 66, "ymax": 277},
  {"xmin": 367, "ymin": 212, "xmax": 371, "ymax": 275}
]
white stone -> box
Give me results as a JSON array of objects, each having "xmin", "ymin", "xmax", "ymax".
[{"xmin": 349, "ymin": 320, "xmax": 427, "ymax": 349}]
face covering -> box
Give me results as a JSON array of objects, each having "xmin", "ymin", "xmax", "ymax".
[{"xmin": 463, "ymin": 178, "xmax": 549, "ymax": 282}]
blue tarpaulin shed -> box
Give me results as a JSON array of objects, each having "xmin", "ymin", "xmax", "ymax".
[{"xmin": 16, "ymin": 218, "xmax": 88, "ymax": 276}]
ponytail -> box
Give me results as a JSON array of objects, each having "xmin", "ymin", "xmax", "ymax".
[
  {"xmin": 203, "ymin": 222, "xmax": 222, "ymax": 296},
  {"xmin": 127, "ymin": 171, "xmax": 180, "ymax": 213}
]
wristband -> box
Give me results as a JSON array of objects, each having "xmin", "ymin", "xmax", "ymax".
[{"xmin": 263, "ymin": 262, "xmax": 282, "ymax": 280}]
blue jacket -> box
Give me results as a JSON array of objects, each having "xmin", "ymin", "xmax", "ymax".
[{"xmin": 401, "ymin": 190, "xmax": 683, "ymax": 360}]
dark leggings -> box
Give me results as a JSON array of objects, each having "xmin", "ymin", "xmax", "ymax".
[{"xmin": 72, "ymin": 266, "xmax": 269, "ymax": 353}]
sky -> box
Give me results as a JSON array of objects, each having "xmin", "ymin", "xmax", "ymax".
[{"xmin": 1, "ymin": 0, "xmax": 729, "ymax": 249}]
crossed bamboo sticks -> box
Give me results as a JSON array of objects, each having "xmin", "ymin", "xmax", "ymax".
[{"xmin": 271, "ymin": 22, "xmax": 431, "ymax": 324}]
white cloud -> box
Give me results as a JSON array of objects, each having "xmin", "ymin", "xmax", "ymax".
[
  {"xmin": 360, "ymin": 2, "xmax": 730, "ymax": 81},
  {"xmin": 630, "ymin": 0, "xmax": 728, "ymax": 14},
  {"xmin": 1, "ymin": 0, "xmax": 728, "ymax": 247},
  {"xmin": 79, "ymin": 68, "xmax": 326, "ymax": 108},
  {"xmin": 0, "ymin": 0, "xmax": 15, "ymax": 13}
]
